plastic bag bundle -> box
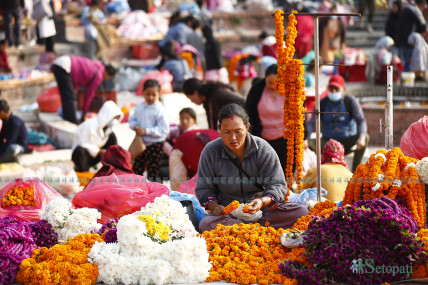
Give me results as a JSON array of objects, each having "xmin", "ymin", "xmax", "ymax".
[
  {"xmin": 231, "ymin": 204, "xmax": 262, "ymax": 223},
  {"xmin": 400, "ymin": 116, "xmax": 428, "ymax": 160},
  {"xmin": 72, "ymin": 174, "xmax": 169, "ymax": 223},
  {"xmin": 281, "ymin": 230, "xmax": 304, "ymax": 248},
  {"xmin": 169, "ymin": 190, "xmax": 207, "ymax": 222},
  {"xmin": 0, "ymin": 178, "xmax": 63, "ymax": 221},
  {"xmin": 288, "ymin": 188, "xmax": 327, "ymax": 206}
]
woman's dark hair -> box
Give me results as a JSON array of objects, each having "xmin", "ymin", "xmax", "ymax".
[
  {"xmin": 393, "ymin": 0, "xmax": 402, "ymax": 10},
  {"xmin": 265, "ymin": 64, "xmax": 278, "ymax": 77},
  {"xmin": 179, "ymin": 107, "xmax": 197, "ymax": 121},
  {"xmin": 104, "ymin": 64, "xmax": 117, "ymax": 76},
  {"xmin": 0, "ymin": 100, "xmax": 10, "ymax": 113},
  {"xmin": 91, "ymin": 0, "xmax": 100, "ymax": 6},
  {"xmin": 143, "ymin": 79, "xmax": 161, "ymax": 92},
  {"xmin": 161, "ymin": 40, "xmax": 178, "ymax": 59},
  {"xmin": 218, "ymin": 104, "xmax": 249, "ymax": 127},
  {"xmin": 183, "ymin": 78, "xmax": 235, "ymax": 97}
]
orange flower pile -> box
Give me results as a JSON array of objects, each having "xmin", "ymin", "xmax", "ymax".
[
  {"xmin": 274, "ymin": 9, "xmax": 306, "ymax": 195},
  {"xmin": 203, "ymin": 223, "xmax": 298, "ymax": 285},
  {"xmin": 2, "ymin": 185, "xmax": 36, "ymax": 207},
  {"xmin": 290, "ymin": 201, "xmax": 337, "ymax": 231},
  {"xmin": 343, "ymin": 147, "xmax": 426, "ymax": 228},
  {"xmin": 180, "ymin": 51, "xmax": 194, "ymax": 69},
  {"xmin": 16, "ymin": 233, "xmax": 102, "ymax": 285},
  {"xmin": 223, "ymin": 200, "xmax": 240, "ymax": 215},
  {"xmin": 412, "ymin": 229, "xmax": 428, "ymax": 278}
]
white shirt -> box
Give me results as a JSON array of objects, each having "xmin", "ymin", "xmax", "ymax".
[{"xmin": 53, "ymin": 56, "xmax": 71, "ymax": 73}]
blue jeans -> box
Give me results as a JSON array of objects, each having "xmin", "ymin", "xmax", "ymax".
[
  {"xmin": 4, "ymin": 8, "xmax": 22, "ymax": 47},
  {"xmin": 0, "ymin": 144, "xmax": 25, "ymax": 163},
  {"xmin": 399, "ymin": 46, "xmax": 414, "ymax": 72}
]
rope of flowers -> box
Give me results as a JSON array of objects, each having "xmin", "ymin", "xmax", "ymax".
[
  {"xmin": 16, "ymin": 233, "xmax": 102, "ymax": 285},
  {"xmin": 202, "ymin": 223, "xmax": 297, "ymax": 285},
  {"xmin": 343, "ymin": 147, "xmax": 426, "ymax": 228},
  {"xmin": 274, "ymin": 9, "xmax": 306, "ymax": 195},
  {"xmin": 413, "ymin": 228, "xmax": 428, "ymax": 278},
  {"xmin": 2, "ymin": 185, "xmax": 36, "ymax": 207}
]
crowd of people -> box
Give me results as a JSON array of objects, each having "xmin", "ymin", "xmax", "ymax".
[{"xmin": 0, "ymin": 0, "xmax": 427, "ymax": 230}]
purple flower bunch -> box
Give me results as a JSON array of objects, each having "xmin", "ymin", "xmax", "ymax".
[
  {"xmin": 29, "ymin": 219, "xmax": 58, "ymax": 248},
  {"xmin": 0, "ymin": 215, "xmax": 37, "ymax": 285},
  {"xmin": 280, "ymin": 197, "xmax": 426, "ymax": 285},
  {"xmin": 94, "ymin": 218, "xmax": 119, "ymax": 243}
]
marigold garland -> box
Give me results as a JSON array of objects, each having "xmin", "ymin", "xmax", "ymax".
[
  {"xmin": 16, "ymin": 233, "xmax": 102, "ymax": 285},
  {"xmin": 290, "ymin": 201, "xmax": 337, "ymax": 231},
  {"xmin": 2, "ymin": 185, "xmax": 36, "ymax": 207},
  {"xmin": 203, "ymin": 223, "xmax": 297, "ymax": 285},
  {"xmin": 274, "ymin": 10, "xmax": 306, "ymax": 196},
  {"xmin": 243, "ymin": 204, "xmax": 252, "ymax": 213},
  {"xmin": 343, "ymin": 147, "xmax": 426, "ymax": 228},
  {"xmin": 223, "ymin": 200, "xmax": 240, "ymax": 215},
  {"xmin": 412, "ymin": 229, "xmax": 428, "ymax": 278}
]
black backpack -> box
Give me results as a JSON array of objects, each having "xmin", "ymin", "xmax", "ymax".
[{"xmin": 320, "ymin": 95, "xmax": 354, "ymax": 118}]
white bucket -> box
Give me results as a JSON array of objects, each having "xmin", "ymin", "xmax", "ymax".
[{"xmin": 401, "ymin": 72, "xmax": 415, "ymax": 87}]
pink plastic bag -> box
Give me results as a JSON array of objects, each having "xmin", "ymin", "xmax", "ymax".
[
  {"xmin": 72, "ymin": 174, "xmax": 169, "ymax": 223},
  {"xmin": 176, "ymin": 174, "xmax": 198, "ymax": 196},
  {"xmin": 0, "ymin": 178, "xmax": 63, "ymax": 221},
  {"xmin": 136, "ymin": 70, "xmax": 173, "ymax": 95},
  {"xmin": 400, "ymin": 116, "xmax": 428, "ymax": 160}
]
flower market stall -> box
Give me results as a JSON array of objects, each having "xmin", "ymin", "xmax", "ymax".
[{"xmin": 2, "ymin": 10, "xmax": 428, "ymax": 285}]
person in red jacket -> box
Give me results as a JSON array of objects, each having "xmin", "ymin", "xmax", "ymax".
[{"xmin": 0, "ymin": 40, "xmax": 12, "ymax": 73}]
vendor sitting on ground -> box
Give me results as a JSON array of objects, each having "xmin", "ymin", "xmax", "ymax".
[
  {"xmin": 93, "ymin": 145, "xmax": 133, "ymax": 178},
  {"xmin": 196, "ymin": 104, "xmax": 308, "ymax": 232},
  {"xmin": 0, "ymin": 99, "xmax": 28, "ymax": 163},
  {"xmin": 72, "ymin": 100, "xmax": 124, "ymax": 172},
  {"xmin": 302, "ymin": 139, "xmax": 353, "ymax": 202}
]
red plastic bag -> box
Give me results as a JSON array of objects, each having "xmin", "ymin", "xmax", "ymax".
[
  {"xmin": 72, "ymin": 174, "xmax": 170, "ymax": 223},
  {"xmin": 400, "ymin": 116, "xmax": 428, "ymax": 160},
  {"xmin": 0, "ymin": 178, "xmax": 63, "ymax": 221},
  {"xmin": 37, "ymin": 87, "xmax": 62, "ymax": 113},
  {"xmin": 177, "ymin": 174, "xmax": 197, "ymax": 196},
  {"xmin": 136, "ymin": 71, "xmax": 173, "ymax": 95}
]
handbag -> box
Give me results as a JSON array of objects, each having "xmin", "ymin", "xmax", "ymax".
[{"xmin": 128, "ymin": 134, "xmax": 146, "ymax": 160}]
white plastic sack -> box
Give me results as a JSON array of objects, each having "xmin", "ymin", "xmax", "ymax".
[
  {"xmin": 118, "ymin": 66, "xmax": 146, "ymax": 91},
  {"xmin": 288, "ymin": 188, "xmax": 327, "ymax": 206},
  {"xmin": 231, "ymin": 204, "xmax": 262, "ymax": 223},
  {"xmin": 41, "ymin": 166, "xmax": 80, "ymax": 196},
  {"xmin": 281, "ymin": 231, "xmax": 304, "ymax": 248}
]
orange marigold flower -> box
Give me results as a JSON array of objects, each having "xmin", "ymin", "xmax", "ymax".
[{"xmin": 224, "ymin": 200, "xmax": 240, "ymax": 215}]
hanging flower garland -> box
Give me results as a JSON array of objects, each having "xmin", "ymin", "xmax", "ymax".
[
  {"xmin": 343, "ymin": 147, "xmax": 426, "ymax": 228},
  {"xmin": 274, "ymin": 10, "xmax": 306, "ymax": 196}
]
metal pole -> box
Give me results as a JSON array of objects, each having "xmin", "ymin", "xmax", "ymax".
[
  {"xmin": 314, "ymin": 16, "xmax": 322, "ymax": 202},
  {"xmin": 385, "ymin": 66, "xmax": 393, "ymax": 149}
]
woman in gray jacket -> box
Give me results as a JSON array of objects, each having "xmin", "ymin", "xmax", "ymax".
[{"xmin": 196, "ymin": 104, "xmax": 308, "ymax": 232}]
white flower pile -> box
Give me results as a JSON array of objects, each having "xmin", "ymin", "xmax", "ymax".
[
  {"xmin": 88, "ymin": 205, "xmax": 211, "ymax": 284},
  {"xmin": 416, "ymin": 158, "xmax": 428, "ymax": 185},
  {"xmin": 136, "ymin": 195, "xmax": 198, "ymax": 238},
  {"xmin": 42, "ymin": 198, "xmax": 101, "ymax": 241}
]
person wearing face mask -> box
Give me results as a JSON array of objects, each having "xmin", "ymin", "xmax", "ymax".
[
  {"xmin": 245, "ymin": 64, "xmax": 290, "ymax": 172},
  {"xmin": 304, "ymin": 75, "xmax": 368, "ymax": 172},
  {"xmin": 71, "ymin": 100, "xmax": 124, "ymax": 172}
]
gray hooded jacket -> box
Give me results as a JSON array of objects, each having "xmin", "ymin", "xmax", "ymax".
[{"xmin": 195, "ymin": 133, "xmax": 288, "ymax": 207}]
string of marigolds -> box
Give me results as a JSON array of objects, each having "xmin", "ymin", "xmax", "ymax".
[
  {"xmin": 343, "ymin": 148, "xmax": 426, "ymax": 228},
  {"xmin": 274, "ymin": 10, "xmax": 306, "ymax": 195}
]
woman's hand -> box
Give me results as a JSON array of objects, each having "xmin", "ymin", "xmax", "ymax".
[
  {"xmin": 134, "ymin": 126, "xmax": 146, "ymax": 136},
  {"xmin": 212, "ymin": 205, "xmax": 225, "ymax": 216},
  {"xmin": 246, "ymin": 198, "xmax": 264, "ymax": 215}
]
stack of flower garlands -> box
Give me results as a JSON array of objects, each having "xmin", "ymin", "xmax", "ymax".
[
  {"xmin": 343, "ymin": 147, "xmax": 426, "ymax": 228},
  {"xmin": 41, "ymin": 198, "xmax": 102, "ymax": 242},
  {"xmin": 2, "ymin": 185, "xmax": 36, "ymax": 207},
  {"xmin": 16, "ymin": 233, "xmax": 102, "ymax": 285},
  {"xmin": 0, "ymin": 216, "xmax": 58, "ymax": 285},
  {"xmin": 281, "ymin": 197, "xmax": 426, "ymax": 285},
  {"xmin": 87, "ymin": 195, "xmax": 211, "ymax": 284},
  {"xmin": 274, "ymin": 9, "xmax": 306, "ymax": 195}
]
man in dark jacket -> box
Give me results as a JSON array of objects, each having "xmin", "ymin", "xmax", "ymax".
[
  {"xmin": 0, "ymin": 99, "xmax": 28, "ymax": 163},
  {"xmin": 304, "ymin": 75, "xmax": 368, "ymax": 172},
  {"xmin": 2, "ymin": 0, "xmax": 25, "ymax": 48},
  {"xmin": 396, "ymin": 0, "xmax": 427, "ymax": 71}
]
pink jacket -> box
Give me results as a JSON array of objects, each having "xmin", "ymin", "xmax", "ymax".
[{"xmin": 70, "ymin": 56, "xmax": 105, "ymax": 112}]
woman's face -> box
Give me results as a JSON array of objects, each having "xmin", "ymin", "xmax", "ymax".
[
  {"xmin": 179, "ymin": 112, "xmax": 196, "ymax": 131},
  {"xmin": 392, "ymin": 3, "xmax": 399, "ymax": 14},
  {"xmin": 219, "ymin": 117, "xmax": 249, "ymax": 153},
  {"xmin": 186, "ymin": 91, "xmax": 205, "ymax": 105},
  {"xmin": 265, "ymin": 74, "xmax": 277, "ymax": 93}
]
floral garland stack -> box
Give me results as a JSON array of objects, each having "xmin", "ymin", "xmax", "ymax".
[
  {"xmin": 343, "ymin": 147, "xmax": 426, "ymax": 228},
  {"xmin": 274, "ymin": 9, "xmax": 306, "ymax": 195},
  {"xmin": 2, "ymin": 185, "xmax": 36, "ymax": 207}
]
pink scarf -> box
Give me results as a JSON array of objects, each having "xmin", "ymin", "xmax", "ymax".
[{"xmin": 321, "ymin": 139, "xmax": 348, "ymax": 169}]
